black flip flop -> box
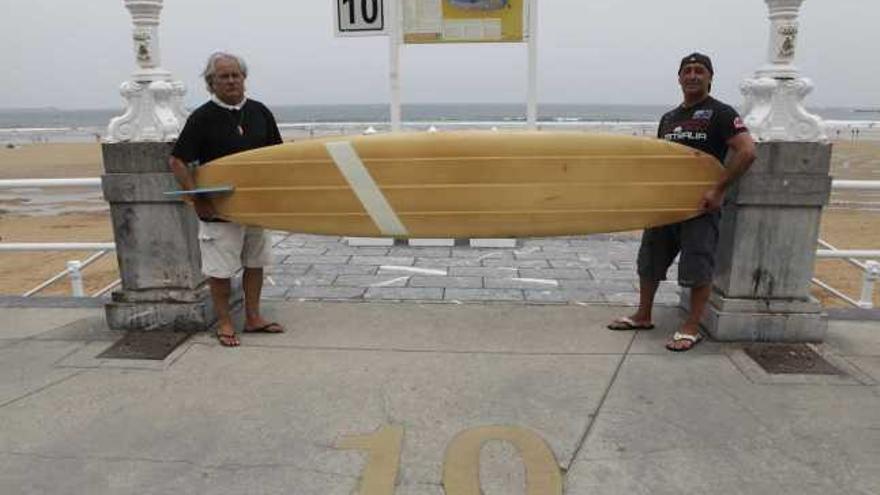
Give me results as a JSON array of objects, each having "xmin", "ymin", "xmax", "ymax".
[
  {"xmin": 607, "ymin": 317, "xmax": 655, "ymax": 331},
  {"xmin": 242, "ymin": 322, "xmax": 285, "ymax": 333}
]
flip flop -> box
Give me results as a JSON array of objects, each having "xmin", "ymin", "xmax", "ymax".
[
  {"xmin": 243, "ymin": 322, "xmax": 285, "ymax": 334},
  {"xmin": 665, "ymin": 331, "xmax": 703, "ymax": 352},
  {"xmin": 607, "ymin": 316, "xmax": 655, "ymax": 331},
  {"xmin": 216, "ymin": 330, "xmax": 240, "ymax": 347}
]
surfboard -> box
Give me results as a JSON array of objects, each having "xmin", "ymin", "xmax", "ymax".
[{"xmin": 187, "ymin": 131, "xmax": 723, "ymax": 238}]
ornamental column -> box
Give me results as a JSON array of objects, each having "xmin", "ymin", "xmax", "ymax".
[
  {"xmin": 106, "ymin": 0, "xmax": 188, "ymax": 143},
  {"xmin": 692, "ymin": 0, "xmax": 832, "ymax": 341},
  {"xmin": 740, "ymin": 0, "xmax": 825, "ymax": 142},
  {"xmin": 101, "ymin": 0, "xmax": 222, "ymax": 331}
]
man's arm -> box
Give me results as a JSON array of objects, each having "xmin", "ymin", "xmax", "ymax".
[
  {"xmin": 169, "ymin": 155, "xmax": 196, "ymax": 190},
  {"xmin": 266, "ymin": 108, "xmax": 283, "ymax": 145},
  {"xmin": 169, "ymin": 155, "xmax": 216, "ymax": 220},
  {"xmin": 700, "ymin": 132, "xmax": 757, "ymax": 211}
]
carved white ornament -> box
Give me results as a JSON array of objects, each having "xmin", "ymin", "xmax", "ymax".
[
  {"xmin": 741, "ymin": 0, "xmax": 825, "ymax": 142},
  {"xmin": 133, "ymin": 27, "xmax": 154, "ymax": 65},
  {"xmin": 740, "ymin": 77, "xmax": 825, "ymax": 142},
  {"xmin": 106, "ymin": 0, "xmax": 187, "ymax": 143},
  {"xmin": 776, "ymin": 24, "xmax": 797, "ymax": 60}
]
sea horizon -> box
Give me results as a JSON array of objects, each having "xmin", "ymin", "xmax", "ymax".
[
  {"xmin": 2, "ymin": 102, "xmax": 879, "ymax": 125},
  {"xmin": 1, "ymin": 102, "xmax": 877, "ymax": 144}
]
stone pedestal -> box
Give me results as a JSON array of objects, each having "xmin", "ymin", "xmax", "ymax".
[
  {"xmin": 683, "ymin": 141, "xmax": 832, "ymax": 341},
  {"xmin": 101, "ymin": 142, "xmax": 237, "ymax": 331}
]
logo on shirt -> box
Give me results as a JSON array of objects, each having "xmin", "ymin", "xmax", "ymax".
[
  {"xmin": 665, "ymin": 125, "xmax": 708, "ymax": 142},
  {"xmin": 693, "ymin": 109, "xmax": 714, "ymax": 120}
]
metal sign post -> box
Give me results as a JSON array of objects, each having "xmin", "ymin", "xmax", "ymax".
[
  {"xmin": 527, "ymin": 0, "xmax": 538, "ymax": 130},
  {"xmin": 389, "ymin": 0, "xmax": 402, "ymax": 132},
  {"xmin": 334, "ymin": 0, "xmax": 400, "ymax": 132},
  {"xmin": 335, "ymin": 0, "xmax": 536, "ymax": 133}
]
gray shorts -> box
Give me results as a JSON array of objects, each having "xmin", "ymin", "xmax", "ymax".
[
  {"xmin": 636, "ymin": 211, "xmax": 721, "ymax": 288},
  {"xmin": 198, "ymin": 221, "xmax": 272, "ymax": 279}
]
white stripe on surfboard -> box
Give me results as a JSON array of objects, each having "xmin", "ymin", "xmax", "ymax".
[{"xmin": 324, "ymin": 141, "xmax": 409, "ymax": 237}]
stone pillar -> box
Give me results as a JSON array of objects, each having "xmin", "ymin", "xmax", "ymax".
[
  {"xmin": 102, "ymin": 1, "xmax": 230, "ymax": 331},
  {"xmin": 102, "ymin": 143, "xmax": 219, "ymax": 331},
  {"xmin": 703, "ymin": 142, "xmax": 831, "ymax": 341}
]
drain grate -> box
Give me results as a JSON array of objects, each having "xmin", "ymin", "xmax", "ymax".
[
  {"xmin": 743, "ymin": 343, "xmax": 842, "ymax": 375},
  {"xmin": 98, "ymin": 331, "xmax": 194, "ymax": 360}
]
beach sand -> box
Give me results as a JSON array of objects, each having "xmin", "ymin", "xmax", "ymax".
[
  {"xmin": 1, "ymin": 140, "xmax": 878, "ymax": 307},
  {"xmin": 0, "ymin": 143, "xmax": 113, "ymax": 296}
]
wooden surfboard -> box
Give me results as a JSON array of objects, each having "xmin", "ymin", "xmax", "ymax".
[{"xmin": 189, "ymin": 131, "xmax": 723, "ymax": 238}]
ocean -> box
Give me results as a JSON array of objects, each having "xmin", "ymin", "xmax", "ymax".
[{"xmin": 1, "ymin": 103, "xmax": 878, "ymax": 144}]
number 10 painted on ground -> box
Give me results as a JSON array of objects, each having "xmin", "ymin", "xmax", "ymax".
[{"xmin": 339, "ymin": 425, "xmax": 563, "ymax": 494}]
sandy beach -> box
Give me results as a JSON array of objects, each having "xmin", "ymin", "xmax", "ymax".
[{"xmin": 1, "ymin": 139, "xmax": 878, "ymax": 307}]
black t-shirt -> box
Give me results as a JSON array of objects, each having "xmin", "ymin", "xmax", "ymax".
[
  {"xmin": 657, "ymin": 96, "xmax": 748, "ymax": 163},
  {"xmin": 171, "ymin": 98, "xmax": 283, "ymax": 165}
]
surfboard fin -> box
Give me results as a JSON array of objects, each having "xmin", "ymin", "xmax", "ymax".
[{"xmin": 164, "ymin": 186, "xmax": 235, "ymax": 197}]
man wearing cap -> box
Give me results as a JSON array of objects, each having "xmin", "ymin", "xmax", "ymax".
[{"xmin": 608, "ymin": 52, "xmax": 756, "ymax": 352}]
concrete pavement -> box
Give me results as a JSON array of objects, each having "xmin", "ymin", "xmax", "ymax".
[{"xmin": 0, "ymin": 300, "xmax": 878, "ymax": 494}]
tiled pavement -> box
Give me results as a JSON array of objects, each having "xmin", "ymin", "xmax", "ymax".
[{"xmin": 262, "ymin": 232, "xmax": 683, "ymax": 305}]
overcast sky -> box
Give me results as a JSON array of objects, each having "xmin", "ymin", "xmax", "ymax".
[{"xmin": 1, "ymin": 0, "xmax": 878, "ymax": 109}]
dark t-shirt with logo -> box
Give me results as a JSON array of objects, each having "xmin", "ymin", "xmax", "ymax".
[
  {"xmin": 657, "ymin": 96, "xmax": 748, "ymax": 163},
  {"xmin": 171, "ymin": 98, "xmax": 282, "ymax": 222},
  {"xmin": 172, "ymin": 99, "xmax": 282, "ymax": 166}
]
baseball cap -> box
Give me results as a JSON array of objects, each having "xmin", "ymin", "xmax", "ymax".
[{"xmin": 679, "ymin": 52, "xmax": 714, "ymax": 75}]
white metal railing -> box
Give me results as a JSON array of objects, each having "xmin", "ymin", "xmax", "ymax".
[
  {"xmin": 813, "ymin": 239, "xmax": 880, "ymax": 309},
  {"xmin": 816, "ymin": 249, "xmax": 880, "ymax": 259},
  {"xmin": 831, "ymin": 180, "xmax": 880, "ymax": 190},
  {"xmin": 0, "ymin": 243, "xmax": 116, "ymax": 252},
  {"xmin": 19, "ymin": 250, "xmax": 117, "ymax": 297},
  {"xmin": 0, "ymin": 178, "xmax": 102, "ymax": 188},
  {"xmin": 0, "ymin": 178, "xmax": 117, "ymax": 297},
  {"xmin": 813, "ymin": 179, "xmax": 880, "ymax": 308}
]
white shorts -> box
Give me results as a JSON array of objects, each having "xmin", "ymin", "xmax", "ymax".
[{"xmin": 198, "ymin": 221, "xmax": 272, "ymax": 279}]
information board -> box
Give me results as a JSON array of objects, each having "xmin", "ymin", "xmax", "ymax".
[{"xmin": 403, "ymin": 0, "xmax": 526, "ymax": 44}]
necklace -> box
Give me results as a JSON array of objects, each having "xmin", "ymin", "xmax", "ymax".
[{"xmin": 230, "ymin": 108, "xmax": 246, "ymax": 136}]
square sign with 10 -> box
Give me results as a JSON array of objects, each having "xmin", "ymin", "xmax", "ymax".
[{"xmin": 335, "ymin": 0, "xmax": 387, "ymax": 36}]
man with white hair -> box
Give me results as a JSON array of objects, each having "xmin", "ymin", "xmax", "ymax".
[{"xmin": 169, "ymin": 52, "xmax": 284, "ymax": 347}]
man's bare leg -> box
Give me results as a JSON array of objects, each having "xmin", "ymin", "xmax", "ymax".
[
  {"xmin": 608, "ymin": 278, "xmax": 659, "ymax": 329},
  {"xmin": 209, "ymin": 277, "xmax": 239, "ymax": 346},
  {"xmin": 633, "ymin": 278, "xmax": 660, "ymax": 323},
  {"xmin": 667, "ymin": 283, "xmax": 710, "ymax": 351},
  {"xmin": 242, "ymin": 267, "xmax": 284, "ymax": 333}
]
